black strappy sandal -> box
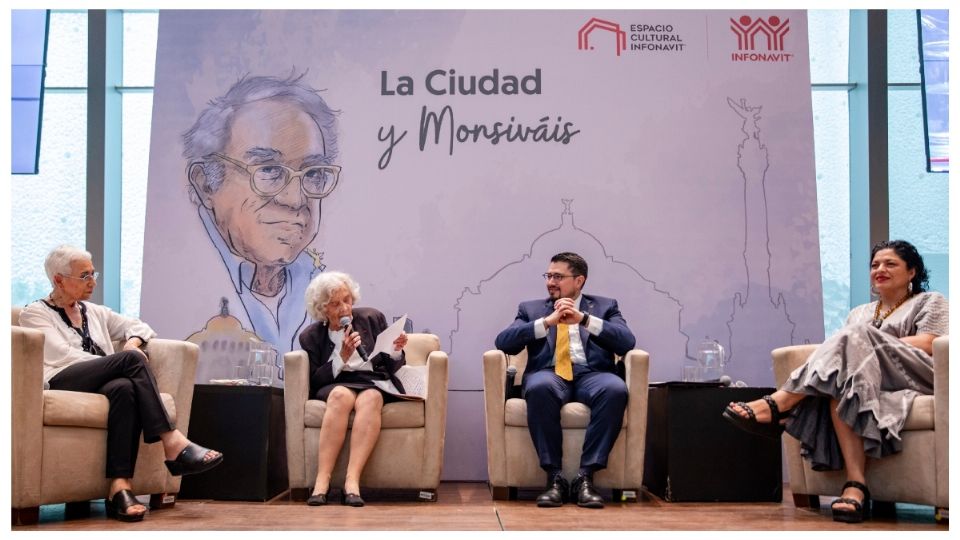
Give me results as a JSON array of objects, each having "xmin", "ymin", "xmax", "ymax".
[
  {"xmin": 831, "ymin": 480, "xmax": 871, "ymax": 523},
  {"xmin": 105, "ymin": 489, "xmax": 146, "ymax": 522},
  {"xmin": 722, "ymin": 395, "xmax": 785, "ymax": 439}
]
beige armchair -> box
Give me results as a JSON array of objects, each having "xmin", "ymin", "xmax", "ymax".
[
  {"xmin": 11, "ymin": 307, "xmax": 200, "ymax": 525},
  {"xmin": 283, "ymin": 333, "xmax": 449, "ymax": 501},
  {"xmin": 482, "ymin": 348, "xmax": 650, "ymax": 500},
  {"xmin": 773, "ymin": 335, "xmax": 948, "ymax": 522}
]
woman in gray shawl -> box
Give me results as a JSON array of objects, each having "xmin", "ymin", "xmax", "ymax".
[{"xmin": 723, "ymin": 240, "xmax": 948, "ymax": 523}]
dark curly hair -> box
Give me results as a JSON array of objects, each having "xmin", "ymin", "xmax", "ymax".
[{"xmin": 871, "ymin": 239, "xmax": 929, "ymax": 293}]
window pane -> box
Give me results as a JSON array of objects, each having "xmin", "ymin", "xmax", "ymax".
[
  {"xmin": 888, "ymin": 90, "xmax": 949, "ymax": 297},
  {"xmin": 120, "ymin": 92, "xmax": 154, "ymax": 317},
  {"xmin": 812, "ymin": 91, "xmax": 851, "ymax": 335},
  {"xmin": 888, "ymin": 9, "xmax": 922, "ymax": 84},
  {"xmin": 45, "ymin": 11, "xmax": 87, "ymax": 88},
  {"xmin": 808, "ymin": 9, "xmax": 850, "ymax": 84},
  {"xmin": 122, "ymin": 11, "xmax": 159, "ymax": 87},
  {"xmin": 11, "ymin": 93, "xmax": 88, "ymax": 306}
]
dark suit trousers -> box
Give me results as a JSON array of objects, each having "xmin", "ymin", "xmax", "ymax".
[
  {"xmin": 48, "ymin": 350, "xmax": 176, "ymax": 478},
  {"xmin": 523, "ymin": 363, "xmax": 628, "ymax": 474}
]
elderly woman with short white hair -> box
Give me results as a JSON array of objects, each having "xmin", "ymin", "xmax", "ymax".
[
  {"xmin": 300, "ymin": 271, "xmax": 408, "ymax": 507},
  {"xmin": 19, "ymin": 245, "xmax": 223, "ymax": 523}
]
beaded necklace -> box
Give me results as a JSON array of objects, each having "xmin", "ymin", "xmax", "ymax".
[{"xmin": 872, "ymin": 293, "xmax": 912, "ymax": 329}]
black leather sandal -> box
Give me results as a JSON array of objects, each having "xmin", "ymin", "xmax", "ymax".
[
  {"xmin": 722, "ymin": 395, "xmax": 785, "ymax": 439},
  {"xmin": 164, "ymin": 442, "xmax": 223, "ymax": 476},
  {"xmin": 105, "ymin": 489, "xmax": 146, "ymax": 522},
  {"xmin": 832, "ymin": 481, "xmax": 871, "ymax": 523}
]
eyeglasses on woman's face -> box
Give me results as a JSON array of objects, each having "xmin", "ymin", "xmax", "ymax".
[{"xmin": 59, "ymin": 271, "xmax": 100, "ymax": 282}]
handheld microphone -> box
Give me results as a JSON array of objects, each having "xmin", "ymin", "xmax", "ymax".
[
  {"xmin": 505, "ymin": 365, "xmax": 518, "ymax": 400},
  {"xmin": 339, "ymin": 316, "xmax": 370, "ymax": 362}
]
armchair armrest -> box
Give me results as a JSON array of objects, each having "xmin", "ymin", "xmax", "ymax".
[
  {"xmin": 933, "ymin": 335, "xmax": 949, "ymax": 508},
  {"xmin": 482, "ymin": 350, "xmax": 509, "ymax": 487},
  {"xmin": 771, "ymin": 344, "xmax": 818, "ymax": 387},
  {"xmin": 11, "ymin": 326, "xmax": 45, "ymax": 509},
  {"xmin": 144, "ymin": 338, "xmax": 199, "ymax": 495},
  {"xmin": 422, "ymin": 350, "xmax": 449, "ymax": 484},
  {"xmin": 144, "ymin": 338, "xmax": 199, "ymax": 434},
  {"xmin": 770, "ymin": 343, "xmax": 818, "ymax": 499},
  {"xmin": 622, "ymin": 349, "xmax": 650, "ymax": 487},
  {"xmin": 283, "ymin": 350, "xmax": 310, "ymax": 488}
]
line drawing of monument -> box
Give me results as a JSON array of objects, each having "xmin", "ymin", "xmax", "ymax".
[{"xmin": 723, "ymin": 97, "xmax": 797, "ymax": 375}]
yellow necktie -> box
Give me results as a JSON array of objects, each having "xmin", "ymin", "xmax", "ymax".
[{"xmin": 554, "ymin": 323, "xmax": 573, "ymax": 381}]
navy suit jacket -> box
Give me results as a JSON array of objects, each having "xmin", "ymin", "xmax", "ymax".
[{"xmin": 494, "ymin": 294, "xmax": 636, "ymax": 386}]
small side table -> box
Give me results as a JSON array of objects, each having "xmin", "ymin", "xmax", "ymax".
[
  {"xmin": 178, "ymin": 384, "xmax": 288, "ymax": 501},
  {"xmin": 643, "ymin": 382, "xmax": 782, "ymax": 502}
]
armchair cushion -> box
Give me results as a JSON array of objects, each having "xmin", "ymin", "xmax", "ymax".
[
  {"xmin": 43, "ymin": 390, "xmax": 177, "ymax": 429},
  {"xmin": 304, "ymin": 400, "xmax": 424, "ymax": 429},
  {"xmin": 503, "ymin": 399, "xmax": 629, "ymax": 429}
]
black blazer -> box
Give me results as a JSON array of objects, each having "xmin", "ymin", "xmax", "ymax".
[{"xmin": 299, "ymin": 306, "xmax": 406, "ymax": 400}]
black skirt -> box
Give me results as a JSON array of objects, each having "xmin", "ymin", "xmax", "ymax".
[{"xmin": 315, "ymin": 369, "xmax": 404, "ymax": 404}]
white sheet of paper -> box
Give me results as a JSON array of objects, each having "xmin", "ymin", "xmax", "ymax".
[
  {"xmin": 372, "ymin": 365, "xmax": 427, "ymax": 401},
  {"xmin": 369, "ymin": 313, "xmax": 407, "ymax": 358}
]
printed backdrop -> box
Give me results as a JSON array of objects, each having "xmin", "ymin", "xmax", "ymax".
[{"xmin": 142, "ymin": 10, "xmax": 822, "ymax": 480}]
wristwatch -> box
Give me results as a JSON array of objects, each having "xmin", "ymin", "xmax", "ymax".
[{"xmin": 579, "ymin": 312, "xmax": 590, "ymax": 327}]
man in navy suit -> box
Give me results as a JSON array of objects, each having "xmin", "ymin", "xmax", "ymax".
[{"xmin": 495, "ymin": 252, "xmax": 636, "ymax": 508}]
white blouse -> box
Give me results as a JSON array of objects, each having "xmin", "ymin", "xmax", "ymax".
[{"xmin": 20, "ymin": 300, "xmax": 157, "ymax": 384}]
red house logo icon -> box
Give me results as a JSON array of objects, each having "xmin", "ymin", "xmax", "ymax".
[
  {"xmin": 730, "ymin": 15, "xmax": 790, "ymax": 51},
  {"xmin": 578, "ymin": 17, "xmax": 627, "ymax": 57}
]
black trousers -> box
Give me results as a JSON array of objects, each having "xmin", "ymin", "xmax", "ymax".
[{"xmin": 48, "ymin": 350, "xmax": 176, "ymax": 478}]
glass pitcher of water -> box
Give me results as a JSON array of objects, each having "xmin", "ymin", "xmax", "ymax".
[
  {"xmin": 248, "ymin": 340, "xmax": 277, "ymax": 386},
  {"xmin": 697, "ymin": 338, "xmax": 726, "ymax": 381}
]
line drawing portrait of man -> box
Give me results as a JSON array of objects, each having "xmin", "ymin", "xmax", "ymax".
[{"xmin": 181, "ymin": 72, "xmax": 340, "ymax": 357}]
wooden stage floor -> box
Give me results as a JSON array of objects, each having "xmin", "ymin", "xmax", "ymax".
[{"xmin": 13, "ymin": 482, "xmax": 944, "ymax": 532}]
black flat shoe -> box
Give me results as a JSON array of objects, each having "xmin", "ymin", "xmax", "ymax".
[
  {"xmin": 105, "ymin": 489, "xmax": 146, "ymax": 522},
  {"xmin": 832, "ymin": 481, "xmax": 871, "ymax": 523},
  {"xmin": 722, "ymin": 395, "xmax": 785, "ymax": 440},
  {"xmin": 341, "ymin": 492, "xmax": 365, "ymax": 507},
  {"xmin": 164, "ymin": 442, "xmax": 223, "ymax": 476},
  {"xmin": 306, "ymin": 492, "xmax": 328, "ymax": 506}
]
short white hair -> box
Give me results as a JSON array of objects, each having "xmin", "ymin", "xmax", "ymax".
[
  {"xmin": 44, "ymin": 245, "xmax": 92, "ymax": 287},
  {"xmin": 304, "ymin": 271, "xmax": 360, "ymax": 323}
]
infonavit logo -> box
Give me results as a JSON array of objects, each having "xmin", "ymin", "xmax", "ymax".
[
  {"xmin": 578, "ymin": 17, "xmax": 687, "ymax": 57},
  {"xmin": 729, "ymin": 15, "xmax": 793, "ymax": 63},
  {"xmin": 578, "ymin": 17, "xmax": 627, "ymax": 57}
]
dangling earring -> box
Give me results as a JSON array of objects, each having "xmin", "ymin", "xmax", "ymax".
[
  {"xmin": 870, "ymin": 285, "xmax": 879, "ymax": 297},
  {"xmin": 908, "ymin": 282, "xmax": 914, "ymax": 294}
]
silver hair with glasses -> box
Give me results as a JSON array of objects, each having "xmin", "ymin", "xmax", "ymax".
[
  {"xmin": 44, "ymin": 245, "xmax": 93, "ymax": 287},
  {"xmin": 305, "ymin": 271, "xmax": 361, "ymax": 323},
  {"xmin": 181, "ymin": 71, "xmax": 340, "ymax": 202}
]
